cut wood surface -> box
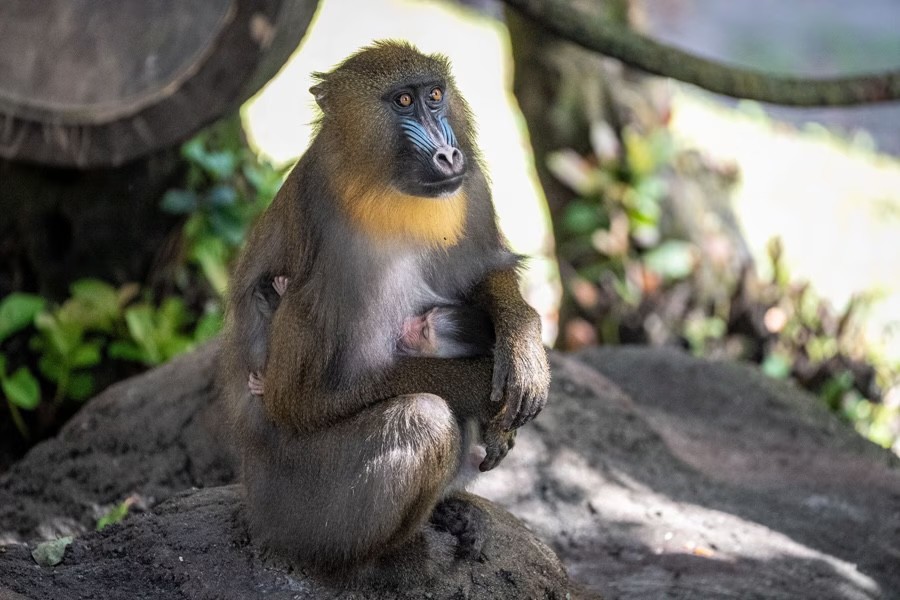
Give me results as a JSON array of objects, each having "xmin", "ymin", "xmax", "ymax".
[{"xmin": 0, "ymin": 0, "xmax": 318, "ymax": 167}]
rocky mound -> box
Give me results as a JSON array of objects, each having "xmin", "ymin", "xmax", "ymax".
[{"xmin": 1, "ymin": 343, "xmax": 897, "ymax": 599}]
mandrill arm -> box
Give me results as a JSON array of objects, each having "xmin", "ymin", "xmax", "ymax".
[
  {"xmin": 472, "ymin": 268, "xmax": 550, "ymax": 431},
  {"xmin": 261, "ymin": 285, "xmax": 518, "ymax": 471}
]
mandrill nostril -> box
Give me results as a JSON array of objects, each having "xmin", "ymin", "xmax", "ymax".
[{"xmin": 433, "ymin": 145, "xmax": 464, "ymax": 175}]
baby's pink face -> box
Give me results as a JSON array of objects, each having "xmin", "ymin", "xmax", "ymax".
[{"xmin": 399, "ymin": 311, "xmax": 437, "ymax": 354}]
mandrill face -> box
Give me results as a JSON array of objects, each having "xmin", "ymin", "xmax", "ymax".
[
  {"xmin": 310, "ymin": 41, "xmax": 477, "ymax": 247},
  {"xmin": 384, "ymin": 77, "xmax": 467, "ymax": 197},
  {"xmin": 310, "ymin": 41, "xmax": 474, "ymax": 200}
]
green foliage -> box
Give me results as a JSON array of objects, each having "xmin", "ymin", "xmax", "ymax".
[
  {"xmin": 0, "ymin": 293, "xmax": 46, "ymax": 437},
  {"xmin": 551, "ymin": 122, "xmax": 685, "ymax": 338},
  {"xmin": 161, "ymin": 116, "xmax": 285, "ymax": 295},
  {"xmin": 551, "ymin": 120, "xmax": 899, "ymax": 453},
  {"xmin": 1, "ymin": 115, "xmax": 283, "ymax": 442},
  {"xmin": 31, "ymin": 536, "xmax": 73, "ymax": 567},
  {"xmin": 29, "ymin": 278, "xmax": 119, "ymax": 404},
  {"xmin": 0, "ymin": 293, "xmax": 46, "ymax": 341},
  {"xmin": 0, "ymin": 279, "xmax": 222, "ymax": 438},
  {"xmin": 96, "ymin": 500, "xmax": 132, "ymax": 531},
  {"xmin": 109, "ymin": 299, "xmax": 196, "ymax": 366}
]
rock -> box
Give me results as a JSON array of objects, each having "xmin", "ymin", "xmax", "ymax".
[
  {"xmin": 0, "ymin": 486, "xmax": 569, "ymax": 600},
  {"xmin": 471, "ymin": 348, "xmax": 900, "ymax": 599},
  {"xmin": 0, "ymin": 342, "xmax": 235, "ymax": 542},
  {"xmin": 2, "ymin": 342, "xmax": 899, "ymax": 599}
]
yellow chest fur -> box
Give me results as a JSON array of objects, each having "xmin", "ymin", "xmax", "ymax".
[{"xmin": 337, "ymin": 180, "xmax": 468, "ymax": 248}]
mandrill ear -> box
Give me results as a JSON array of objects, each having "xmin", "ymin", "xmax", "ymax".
[{"xmin": 309, "ymin": 75, "xmax": 328, "ymax": 111}]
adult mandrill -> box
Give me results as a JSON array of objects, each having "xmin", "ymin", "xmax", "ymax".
[{"xmin": 220, "ymin": 41, "xmax": 550, "ymax": 580}]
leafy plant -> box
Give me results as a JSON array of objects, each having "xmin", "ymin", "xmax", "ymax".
[
  {"xmin": 0, "ymin": 293, "xmax": 46, "ymax": 437},
  {"xmin": 109, "ymin": 298, "xmax": 221, "ymax": 366},
  {"xmin": 161, "ymin": 116, "xmax": 285, "ymax": 295},
  {"xmin": 1, "ymin": 279, "xmax": 222, "ymax": 438},
  {"xmin": 551, "ymin": 122, "xmax": 685, "ymax": 341},
  {"xmin": 1, "ymin": 116, "xmax": 281, "ymax": 443},
  {"xmin": 96, "ymin": 498, "xmax": 133, "ymax": 531},
  {"xmin": 549, "ymin": 121, "xmax": 899, "ymax": 453},
  {"xmin": 29, "ymin": 279, "xmax": 124, "ymax": 404}
]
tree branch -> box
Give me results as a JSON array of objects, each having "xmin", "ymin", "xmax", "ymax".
[{"xmin": 502, "ymin": 0, "xmax": 900, "ymax": 107}]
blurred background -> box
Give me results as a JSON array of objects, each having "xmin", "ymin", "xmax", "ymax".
[{"xmin": 0, "ymin": 0, "xmax": 897, "ymax": 465}]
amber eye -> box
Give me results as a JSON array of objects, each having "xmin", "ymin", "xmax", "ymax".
[
  {"xmin": 429, "ymin": 87, "xmax": 443, "ymax": 102},
  {"xmin": 395, "ymin": 93, "xmax": 413, "ymax": 108}
]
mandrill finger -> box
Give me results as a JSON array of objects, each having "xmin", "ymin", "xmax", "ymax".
[
  {"xmin": 479, "ymin": 434, "xmax": 510, "ymax": 471},
  {"xmin": 525, "ymin": 392, "xmax": 548, "ymax": 427},
  {"xmin": 490, "ymin": 362, "xmax": 508, "ymax": 404},
  {"xmin": 501, "ymin": 384, "xmax": 523, "ymax": 431},
  {"xmin": 513, "ymin": 392, "xmax": 541, "ymax": 429},
  {"xmin": 510, "ymin": 397, "xmax": 529, "ymax": 429},
  {"xmin": 479, "ymin": 448, "xmax": 500, "ymax": 472}
]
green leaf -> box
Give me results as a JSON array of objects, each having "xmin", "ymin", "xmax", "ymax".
[
  {"xmin": 624, "ymin": 129, "xmax": 656, "ymax": 178},
  {"xmin": 182, "ymin": 137, "xmax": 207, "ymax": 161},
  {"xmin": 71, "ymin": 341, "xmax": 102, "ymax": 368},
  {"xmin": 107, "ymin": 340, "xmax": 147, "ymax": 363},
  {"xmin": 160, "ymin": 189, "xmax": 199, "ymax": 214},
  {"xmin": 2, "ymin": 367, "xmax": 41, "ymax": 409},
  {"xmin": 561, "ymin": 201, "xmax": 601, "ymax": 236},
  {"xmin": 158, "ymin": 297, "xmax": 188, "ymax": 333},
  {"xmin": 208, "ymin": 208, "xmax": 246, "ymax": 246},
  {"xmin": 71, "ymin": 278, "xmax": 117, "ymax": 301},
  {"xmin": 67, "ymin": 372, "xmax": 95, "ymax": 401},
  {"xmin": 37, "ymin": 354, "xmax": 64, "ymax": 382},
  {"xmin": 243, "ymin": 162, "xmax": 283, "ymax": 201},
  {"xmin": 160, "ymin": 336, "xmax": 193, "ymax": 361},
  {"xmin": 96, "ymin": 501, "xmax": 131, "ymax": 531},
  {"xmin": 67, "ymin": 279, "xmax": 121, "ymax": 331},
  {"xmin": 124, "ymin": 305, "xmax": 160, "ymax": 364},
  {"xmin": 0, "ymin": 293, "xmax": 46, "ymax": 342},
  {"xmin": 635, "ymin": 177, "xmax": 665, "ymax": 205},
  {"xmin": 191, "ymin": 237, "xmax": 230, "ymax": 295},
  {"xmin": 208, "ymin": 184, "xmax": 238, "ymax": 208},
  {"xmin": 35, "ymin": 311, "xmax": 84, "ymax": 356},
  {"xmin": 32, "ymin": 536, "xmax": 73, "ymax": 567},
  {"xmin": 761, "ymin": 353, "xmax": 793, "ymax": 379},
  {"xmin": 643, "ymin": 240, "xmax": 695, "ymax": 281},
  {"xmin": 198, "ymin": 151, "xmax": 238, "ymax": 180},
  {"xmin": 194, "ymin": 311, "xmax": 223, "ymax": 342}
]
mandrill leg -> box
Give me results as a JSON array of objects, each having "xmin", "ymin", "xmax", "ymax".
[{"xmin": 241, "ymin": 392, "xmax": 463, "ymax": 573}]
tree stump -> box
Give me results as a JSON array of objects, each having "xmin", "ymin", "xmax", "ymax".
[{"xmin": 0, "ymin": 0, "xmax": 318, "ymax": 167}]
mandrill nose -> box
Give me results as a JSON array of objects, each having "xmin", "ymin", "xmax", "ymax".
[{"xmin": 432, "ymin": 145, "xmax": 464, "ymax": 177}]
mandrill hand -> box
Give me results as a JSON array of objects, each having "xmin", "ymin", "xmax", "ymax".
[
  {"xmin": 491, "ymin": 312, "xmax": 550, "ymax": 432},
  {"xmin": 480, "ymin": 426, "xmax": 516, "ymax": 472}
]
